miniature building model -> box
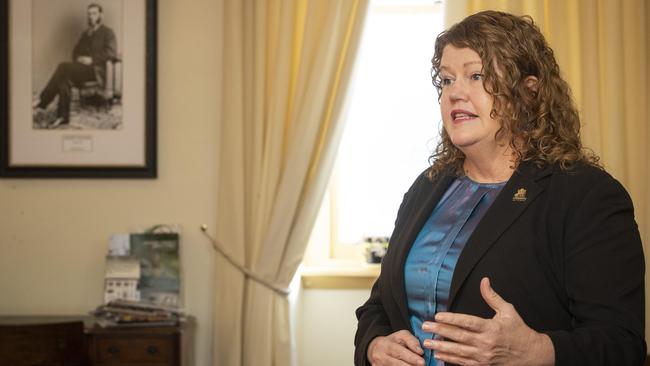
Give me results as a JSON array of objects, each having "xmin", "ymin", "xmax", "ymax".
[{"xmin": 104, "ymin": 257, "xmax": 141, "ymax": 303}]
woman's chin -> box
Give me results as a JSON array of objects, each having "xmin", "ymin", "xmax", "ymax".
[{"xmin": 449, "ymin": 138, "xmax": 478, "ymax": 151}]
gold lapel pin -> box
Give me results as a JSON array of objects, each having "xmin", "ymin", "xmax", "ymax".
[{"xmin": 512, "ymin": 188, "xmax": 527, "ymax": 202}]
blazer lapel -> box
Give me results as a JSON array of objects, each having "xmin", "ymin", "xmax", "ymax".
[
  {"xmin": 392, "ymin": 173, "xmax": 455, "ymax": 326},
  {"xmin": 447, "ymin": 163, "xmax": 550, "ymax": 308}
]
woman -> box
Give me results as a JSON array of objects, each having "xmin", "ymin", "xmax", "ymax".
[{"xmin": 354, "ymin": 10, "xmax": 645, "ymax": 366}]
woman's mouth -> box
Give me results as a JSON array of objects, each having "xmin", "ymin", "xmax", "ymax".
[{"xmin": 451, "ymin": 110, "xmax": 478, "ymax": 121}]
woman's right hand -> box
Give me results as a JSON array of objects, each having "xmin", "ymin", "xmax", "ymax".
[{"xmin": 367, "ymin": 330, "xmax": 425, "ymax": 366}]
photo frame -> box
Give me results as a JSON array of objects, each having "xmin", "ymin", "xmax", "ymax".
[{"xmin": 0, "ymin": 0, "xmax": 157, "ymax": 178}]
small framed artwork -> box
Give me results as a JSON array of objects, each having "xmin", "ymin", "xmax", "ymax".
[{"xmin": 0, "ymin": 0, "xmax": 157, "ymax": 178}]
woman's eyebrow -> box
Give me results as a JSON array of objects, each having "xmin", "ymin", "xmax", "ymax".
[
  {"xmin": 439, "ymin": 61, "xmax": 483, "ymax": 72},
  {"xmin": 463, "ymin": 61, "xmax": 483, "ymax": 68}
]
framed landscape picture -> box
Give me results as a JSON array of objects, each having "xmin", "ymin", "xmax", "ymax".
[{"xmin": 0, "ymin": 0, "xmax": 156, "ymax": 178}]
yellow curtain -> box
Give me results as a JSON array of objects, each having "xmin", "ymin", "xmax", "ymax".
[
  {"xmin": 445, "ymin": 0, "xmax": 650, "ymax": 343},
  {"xmin": 214, "ymin": 0, "xmax": 368, "ymax": 365}
]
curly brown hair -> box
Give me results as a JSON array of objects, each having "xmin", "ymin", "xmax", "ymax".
[{"xmin": 428, "ymin": 10, "xmax": 599, "ymax": 178}]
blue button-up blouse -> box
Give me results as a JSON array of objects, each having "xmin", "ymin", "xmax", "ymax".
[{"xmin": 404, "ymin": 176, "xmax": 505, "ymax": 365}]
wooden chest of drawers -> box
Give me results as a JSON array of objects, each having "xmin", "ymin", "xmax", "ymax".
[
  {"xmin": 0, "ymin": 316, "xmax": 192, "ymax": 366},
  {"xmin": 89, "ymin": 325, "xmax": 182, "ymax": 366}
]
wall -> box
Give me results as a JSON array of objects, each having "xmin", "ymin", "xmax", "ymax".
[
  {"xmin": 0, "ymin": 0, "xmax": 221, "ymax": 364},
  {"xmin": 297, "ymin": 288, "xmax": 370, "ymax": 366}
]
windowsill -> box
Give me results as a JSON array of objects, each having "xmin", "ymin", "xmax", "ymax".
[{"xmin": 301, "ymin": 259, "xmax": 381, "ymax": 289}]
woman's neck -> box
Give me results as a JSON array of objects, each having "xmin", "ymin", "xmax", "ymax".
[{"xmin": 462, "ymin": 145, "xmax": 516, "ymax": 184}]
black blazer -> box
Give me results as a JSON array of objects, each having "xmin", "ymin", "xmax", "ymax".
[{"xmin": 355, "ymin": 162, "xmax": 646, "ymax": 365}]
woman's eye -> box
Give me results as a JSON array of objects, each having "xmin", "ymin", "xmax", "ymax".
[
  {"xmin": 470, "ymin": 73, "xmax": 483, "ymax": 81},
  {"xmin": 440, "ymin": 77, "xmax": 453, "ymax": 86}
]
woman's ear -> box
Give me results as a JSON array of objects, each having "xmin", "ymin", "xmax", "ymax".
[{"xmin": 524, "ymin": 75, "xmax": 539, "ymax": 95}]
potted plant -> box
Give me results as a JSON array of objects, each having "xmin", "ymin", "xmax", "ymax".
[{"xmin": 363, "ymin": 236, "xmax": 389, "ymax": 264}]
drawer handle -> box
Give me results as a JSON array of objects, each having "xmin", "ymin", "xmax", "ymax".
[
  {"xmin": 107, "ymin": 345, "xmax": 120, "ymax": 355},
  {"xmin": 147, "ymin": 345, "xmax": 160, "ymax": 355}
]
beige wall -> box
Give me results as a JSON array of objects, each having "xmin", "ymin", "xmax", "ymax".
[
  {"xmin": 297, "ymin": 288, "xmax": 370, "ymax": 366},
  {"xmin": 0, "ymin": 1, "xmax": 221, "ymax": 364}
]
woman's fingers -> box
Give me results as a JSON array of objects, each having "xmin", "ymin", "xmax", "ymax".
[
  {"xmin": 387, "ymin": 343, "xmax": 425, "ymax": 366},
  {"xmin": 368, "ymin": 331, "xmax": 425, "ymax": 366},
  {"xmin": 418, "ymin": 279, "xmax": 549, "ymax": 365},
  {"xmin": 431, "ymin": 312, "xmax": 487, "ymax": 332},
  {"xmin": 392, "ymin": 329, "xmax": 424, "ymax": 355},
  {"xmin": 479, "ymin": 277, "xmax": 512, "ymax": 314},
  {"xmin": 423, "ymin": 337, "xmax": 478, "ymax": 358},
  {"xmin": 387, "ymin": 335, "xmax": 425, "ymax": 365},
  {"xmin": 422, "ymin": 321, "xmax": 475, "ymax": 344}
]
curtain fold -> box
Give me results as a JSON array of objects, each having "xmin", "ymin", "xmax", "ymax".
[
  {"xmin": 214, "ymin": 0, "xmax": 369, "ymax": 365},
  {"xmin": 444, "ymin": 0, "xmax": 650, "ymax": 343}
]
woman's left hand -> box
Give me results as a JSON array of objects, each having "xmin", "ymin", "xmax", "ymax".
[{"xmin": 422, "ymin": 277, "xmax": 554, "ymax": 366}]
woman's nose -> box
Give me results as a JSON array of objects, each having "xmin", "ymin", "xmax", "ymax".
[{"xmin": 446, "ymin": 79, "xmax": 468, "ymax": 102}]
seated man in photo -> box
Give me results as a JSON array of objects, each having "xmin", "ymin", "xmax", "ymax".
[{"xmin": 33, "ymin": 3, "xmax": 117, "ymax": 128}]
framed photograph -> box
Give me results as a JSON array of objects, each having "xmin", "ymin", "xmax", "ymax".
[{"xmin": 0, "ymin": 0, "xmax": 156, "ymax": 178}]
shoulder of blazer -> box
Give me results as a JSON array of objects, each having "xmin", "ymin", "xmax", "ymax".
[
  {"xmin": 401, "ymin": 167, "xmax": 454, "ymax": 204},
  {"xmin": 517, "ymin": 161, "xmax": 613, "ymax": 188},
  {"xmin": 392, "ymin": 168, "xmax": 456, "ymax": 232},
  {"xmin": 518, "ymin": 161, "xmax": 633, "ymax": 233},
  {"xmin": 543, "ymin": 162, "xmax": 624, "ymax": 199}
]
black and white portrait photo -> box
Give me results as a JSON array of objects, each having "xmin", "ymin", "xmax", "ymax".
[
  {"xmin": 2, "ymin": 0, "xmax": 154, "ymax": 177},
  {"xmin": 31, "ymin": 0, "xmax": 123, "ymax": 130}
]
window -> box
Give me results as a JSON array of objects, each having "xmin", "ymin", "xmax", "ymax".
[{"xmin": 303, "ymin": 0, "xmax": 444, "ymax": 266}]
